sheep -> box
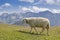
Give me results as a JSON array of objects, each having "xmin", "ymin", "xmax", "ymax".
[{"xmin": 23, "ymin": 17, "xmax": 50, "ymax": 35}]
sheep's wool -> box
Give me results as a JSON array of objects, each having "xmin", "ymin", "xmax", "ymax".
[{"xmin": 25, "ymin": 17, "xmax": 50, "ymax": 27}]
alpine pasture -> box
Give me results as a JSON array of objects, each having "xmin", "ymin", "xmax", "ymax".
[{"xmin": 0, "ymin": 24, "xmax": 60, "ymax": 40}]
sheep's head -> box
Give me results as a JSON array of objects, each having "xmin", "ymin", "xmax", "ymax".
[{"xmin": 22, "ymin": 19, "xmax": 28, "ymax": 24}]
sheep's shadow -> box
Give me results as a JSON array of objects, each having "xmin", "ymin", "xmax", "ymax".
[{"xmin": 17, "ymin": 30, "xmax": 46, "ymax": 36}]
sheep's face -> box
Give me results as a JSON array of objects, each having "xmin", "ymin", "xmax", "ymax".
[
  {"xmin": 23, "ymin": 19, "xmax": 28, "ymax": 24},
  {"xmin": 25, "ymin": 19, "xmax": 28, "ymax": 23}
]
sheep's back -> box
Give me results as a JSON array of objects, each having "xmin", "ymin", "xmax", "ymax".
[{"xmin": 27, "ymin": 18, "xmax": 49, "ymax": 27}]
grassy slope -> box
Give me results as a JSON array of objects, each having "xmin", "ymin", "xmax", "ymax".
[{"xmin": 0, "ymin": 24, "xmax": 60, "ymax": 40}]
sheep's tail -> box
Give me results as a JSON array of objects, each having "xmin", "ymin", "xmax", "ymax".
[
  {"xmin": 46, "ymin": 23, "xmax": 50, "ymax": 35},
  {"xmin": 46, "ymin": 23, "xmax": 50, "ymax": 29}
]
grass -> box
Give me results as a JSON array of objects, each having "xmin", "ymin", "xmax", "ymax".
[{"xmin": 0, "ymin": 24, "xmax": 60, "ymax": 40}]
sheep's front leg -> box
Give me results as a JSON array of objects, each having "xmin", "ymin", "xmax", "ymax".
[
  {"xmin": 34, "ymin": 27, "xmax": 38, "ymax": 34},
  {"xmin": 30, "ymin": 27, "xmax": 33, "ymax": 33},
  {"xmin": 40, "ymin": 28, "xmax": 45, "ymax": 34}
]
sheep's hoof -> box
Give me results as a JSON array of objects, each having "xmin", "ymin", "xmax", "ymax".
[
  {"xmin": 36, "ymin": 32, "xmax": 38, "ymax": 34},
  {"xmin": 47, "ymin": 34, "xmax": 50, "ymax": 36},
  {"xmin": 29, "ymin": 31, "xmax": 32, "ymax": 33},
  {"xmin": 40, "ymin": 33, "xmax": 42, "ymax": 35}
]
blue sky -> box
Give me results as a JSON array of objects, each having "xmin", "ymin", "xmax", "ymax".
[{"xmin": 0, "ymin": 0, "xmax": 60, "ymax": 14}]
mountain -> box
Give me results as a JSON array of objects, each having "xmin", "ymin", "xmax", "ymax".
[
  {"xmin": 0, "ymin": 11, "xmax": 60, "ymax": 26},
  {"xmin": 0, "ymin": 13, "xmax": 20, "ymax": 24},
  {"xmin": 19, "ymin": 11, "xmax": 53, "ymax": 25},
  {"xmin": 15, "ymin": 11, "xmax": 60, "ymax": 26}
]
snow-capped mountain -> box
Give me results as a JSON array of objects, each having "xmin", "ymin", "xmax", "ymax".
[{"xmin": 0, "ymin": 10, "xmax": 60, "ymax": 26}]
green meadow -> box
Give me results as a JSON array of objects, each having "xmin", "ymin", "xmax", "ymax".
[{"xmin": 0, "ymin": 24, "xmax": 60, "ymax": 40}]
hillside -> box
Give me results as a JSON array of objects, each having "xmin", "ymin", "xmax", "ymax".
[{"xmin": 0, "ymin": 24, "xmax": 60, "ymax": 40}]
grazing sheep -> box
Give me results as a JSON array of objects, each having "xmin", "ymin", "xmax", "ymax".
[{"xmin": 23, "ymin": 17, "xmax": 50, "ymax": 35}]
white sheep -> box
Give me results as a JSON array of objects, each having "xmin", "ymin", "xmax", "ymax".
[{"xmin": 23, "ymin": 17, "xmax": 50, "ymax": 35}]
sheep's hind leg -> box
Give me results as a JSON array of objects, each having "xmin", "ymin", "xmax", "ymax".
[
  {"xmin": 46, "ymin": 24, "xmax": 50, "ymax": 36},
  {"xmin": 34, "ymin": 27, "xmax": 38, "ymax": 34},
  {"xmin": 46, "ymin": 28, "xmax": 49, "ymax": 36}
]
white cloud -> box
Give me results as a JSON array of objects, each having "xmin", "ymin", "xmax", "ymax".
[
  {"xmin": 32, "ymin": 6, "xmax": 50, "ymax": 13},
  {"xmin": 56, "ymin": 0, "xmax": 60, "ymax": 4},
  {"xmin": 19, "ymin": 0, "xmax": 34, "ymax": 3},
  {"xmin": 34, "ymin": 0, "xmax": 60, "ymax": 5},
  {"xmin": 50, "ymin": 9, "xmax": 60, "ymax": 13},
  {"xmin": 45, "ymin": 0, "xmax": 55, "ymax": 5},
  {"xmin": 33, "ymin": 0, "xmax": 44, "ymax": 5},
  {"xmin": 32, "ymin": 6, "xmax": 40, "ymax": 13},
  {"xmin": 11, "ymin": 16, "xmax": 16, "ymax": 19},
  {"xmin": 19, "ymin": 6, "xmax": 33, "ymax": 13},
  {"xmin": 4, "ymin": 3, "xmax": 11, "ymax": 6},
  {"xmin": 0, "ymin": 3, "xmax": 11, "ymax": 9},
  {"xmin": 32, "ymin": 6, "xmax": 60, "ymax": 13},
  {"xmin": 0, "ymin": 10, "xmax": 20, "ymax": 15},
  {"xmin": 45, "ymin": 0, "xmax": 60, "ymax": 5},
  {"xmin": 19, "ymin": 6, "xmax": 50, "ymax": 13},
  {"xmin": 19, "ymin": 6, "xmax": 60, "ymax": 13},
  {"xmin": 1, "ymin": 3, "xmax": 11, "ymax": 7},
  {"xmin": 1, "ymin": 5, "xmax": 60, "ymax": 15}
]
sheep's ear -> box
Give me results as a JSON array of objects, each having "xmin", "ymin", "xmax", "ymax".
[
  {"xmin": 21, "ymin": 19, "xmax": 25, "ymax": 24},
  {"xmin": 23, "ymin": 19, "xmax": 26, "ymax": 23},
  {"xmin": 25, "ymin": 19, "xmax": 28, "ymax": 23},
  {"xmin": 23, "ymin": 19, "xmax": 26, "ymax": 22}
]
